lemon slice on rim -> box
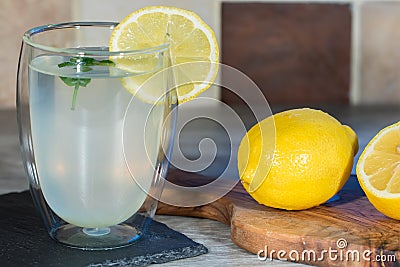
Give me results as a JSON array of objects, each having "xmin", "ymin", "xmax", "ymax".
[
  {"xmin": 109, "ymin": 6, "xmax": 219, "ymax": 103},
  {"xmin": 356, "ymin": 121, "xmax": 400, "ymax": 220}
]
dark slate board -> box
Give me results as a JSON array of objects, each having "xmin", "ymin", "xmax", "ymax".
[{"xmin": 0, "ymin": 191, "xmax": 207, "ymax": 267}]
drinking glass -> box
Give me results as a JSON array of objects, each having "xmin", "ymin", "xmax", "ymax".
[{"xmin": 16, "ymin": 22, "xmax": 177, "ymax": 250}]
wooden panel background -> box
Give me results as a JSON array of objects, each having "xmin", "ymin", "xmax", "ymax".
[{"xmin": 221, "ymin": 3, "xmax": 351, "ymax": 105}]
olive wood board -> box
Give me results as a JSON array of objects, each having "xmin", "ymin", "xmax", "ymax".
[{"xmin": 157, "ymin": 169, "xmax": 400, "ymax": 267}]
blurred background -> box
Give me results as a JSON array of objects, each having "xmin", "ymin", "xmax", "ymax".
[
  {"xmin": 2, "ymin": 0, "xmax": 400, "ymax": 108},
  {"xmin": 1, "ymin": 0, "xmax": 400, "ymax": 184}
]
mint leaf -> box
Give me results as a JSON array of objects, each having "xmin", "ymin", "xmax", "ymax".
[
  {"xmin": 58, "ymin": 56, "xmax": 114, "ymax": 110},
  {"xmin": 59, "ymin": 77, "xmax": 91, "ymax": 87},
  {"xmin": 77, "ymin": 78, "xmax": 91, "ymax": 87},
  {"xmin": 59, "ymin": 77, "xmax": 91, "ymax": 110},
  {"xmin": 80, "ymin": 66, "xmax": 93, "ymax": 72},
  {"xmin": 59, "ymin": 76, "xmax": 77, "ymax": 87},
  {"xmin": 97, "ymin": 59, "xmax": 115, "ymax": 66},
  {"xmin": 58, "ymin": 62, "xmax": 75, "ymax": 68}
]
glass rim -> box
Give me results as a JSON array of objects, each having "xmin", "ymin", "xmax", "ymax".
[{"xmin": 22, "ymin": 21, "xmax": 169, "ymax": 56}]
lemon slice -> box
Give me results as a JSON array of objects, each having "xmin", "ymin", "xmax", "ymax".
[
  {"xmin": 356, "ymin": 121, "xmax": 400, "ymax": 219},
  {"xmin": 109, "ymin": 6, "xmax": 219, "ymax": 103}
]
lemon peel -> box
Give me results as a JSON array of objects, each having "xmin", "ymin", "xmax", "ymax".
[{"xmin": 238, "ymin": 108, "xmax": 358, "ymax": 210}]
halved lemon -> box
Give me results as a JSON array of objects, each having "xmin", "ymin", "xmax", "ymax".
[
  {"xmin": 109, "ymin": 6, "xmax": 219, "ymax": 103},
  {"xmin": 356, "ymin": 121, "xmax": 400, "ymax": 219}
]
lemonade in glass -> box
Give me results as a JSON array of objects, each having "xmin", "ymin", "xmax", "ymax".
[
  {"xmin": 18, "ymin": 21, "xmax": 175, "ymax": 249},
  {"xmin": 17, "ymin": 6, "xmax": 219, "ymax": 250}
]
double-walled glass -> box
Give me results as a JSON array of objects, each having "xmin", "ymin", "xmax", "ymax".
[{"xmin": 17, "ymin": 22, "xmax": 176, "ymax": 250}]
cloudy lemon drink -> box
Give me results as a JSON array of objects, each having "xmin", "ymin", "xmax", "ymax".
[
  {"xmin": 18, "ymin": 6, "xmax": 218, "ymax": 249},
  {"xmin": 29, "ymin": 53, "xmax": 165, "ymax": 229}
]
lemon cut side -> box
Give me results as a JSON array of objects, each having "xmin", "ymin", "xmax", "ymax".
[
  {"xmin": 109, "ymin": 6, "xmax": 219, "ymax": 104},
  {"xmin": 356, "ymin": 121, "xmax": 400, "ymax": 220}
]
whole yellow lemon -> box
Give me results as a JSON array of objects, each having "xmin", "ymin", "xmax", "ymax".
[{"xmin": 238, "ymin": 108, "xmax": 358, "ymax": 210}]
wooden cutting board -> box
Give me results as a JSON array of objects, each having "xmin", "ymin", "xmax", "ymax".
[{"xmin": 157, "ymin": 169, "xmax": 400, "ymax": 267}]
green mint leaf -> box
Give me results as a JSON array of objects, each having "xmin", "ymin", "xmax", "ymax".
[
  {"xmin": 68, "ymin": 56, "xmax": 95, "ymax": 67},
  {"xmin": 69, "ymin": 57, "xmax": 79, "ymax": 63},
  {"xmin": 59, "ymin": 77, "xmax": 91, "ymax": 87},
  {"xmin": 59, "ymin": 77, "xmax": 91, "ymax": 110},
  {"xmin": 58, "ymin": 56, "xmax": 114, "ymax": 111},
  {"xmin": 78, "ymin": 78, "xmax": 91, "ymax": 87},
  {"xmin": 58, "ymin": 62, "xmax": 75, "ymax": 68},
  {"xmin": 80, "ymin": 66, "xmax": 93, "ymax": 72},
  {"xmin": 60, "ymin": 56, "xmax": 115, "ymax": 69},
  {"xmin": 96, "ymin": 59, "xmax": 115, "ymax": 66},
  {"xmin": 59, "ymin": 76, "xmax": 77, "ymax": 87},
  {"xmin": 80, "ymin": 57, "xmax": 96, "ymax": 65}
]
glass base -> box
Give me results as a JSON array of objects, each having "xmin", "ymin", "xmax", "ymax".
[{"xmin": 52, "ymin": 223, "xmax": 142, "ymax": 250}]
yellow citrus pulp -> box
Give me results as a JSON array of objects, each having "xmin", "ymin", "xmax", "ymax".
[
  {"xmin": 238, "ymin": 108, "xmax": 358, "ymax": 210},
  {"xmin": 356, "ymin": 121, "xmax": 400, "ymax": 220},
  {"xmin": 109, "ymin": 6, "xmax": 219, "ymax": 103}
]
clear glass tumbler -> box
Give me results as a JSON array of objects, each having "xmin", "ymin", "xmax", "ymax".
[{"xmin": 16, "ymin": 22, "xmax": 177, "ymax": 250}]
